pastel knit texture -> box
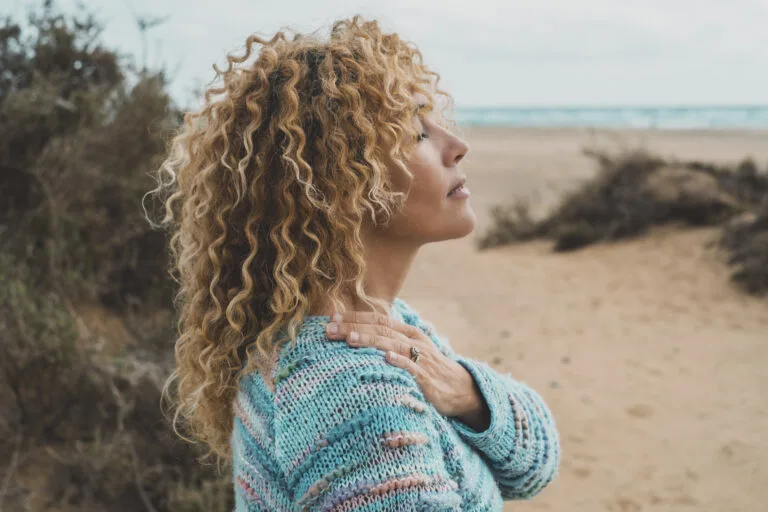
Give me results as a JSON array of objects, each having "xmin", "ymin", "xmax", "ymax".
[{"xmin": 231, "ymin": 298, "xmax": 560, "ymax": 511}]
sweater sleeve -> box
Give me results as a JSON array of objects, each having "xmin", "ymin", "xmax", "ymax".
[
  {"xmin": 417, "ymin": 318, "xmax": 561, "ymax": 500},
  {"xmin": 273, "ymin": 348, "xmax": 463, "ymax": 511}
]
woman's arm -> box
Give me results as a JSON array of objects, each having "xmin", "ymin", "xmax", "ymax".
[
  {"xmin": 417, "ymin": 318, "xmax": 561, "ymax": 500},
  {"xmin": 449, "ymin": 352, "xmax": 561, "ymax": 500},
  {"xmin": 272, "ymin": 350, "xmax": 464, "ymax": 511}
]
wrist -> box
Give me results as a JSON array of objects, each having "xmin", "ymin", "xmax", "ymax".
[{"xmin": 450, "ymin": 363, "xmax": 491, "ymax": 432}]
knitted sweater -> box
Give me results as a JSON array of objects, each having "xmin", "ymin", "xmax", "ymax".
[{"xmin": 231, "ymin": 297, "xmax": 560, "ymax": 511}]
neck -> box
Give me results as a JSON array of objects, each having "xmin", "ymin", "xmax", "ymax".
[
  {"xmin": 313, "ymin": 229, "xmax": 421, "ymax": 316},
  {"xmin": 355, "ymin": 229, "xmax": 420, "ymax": 308}
]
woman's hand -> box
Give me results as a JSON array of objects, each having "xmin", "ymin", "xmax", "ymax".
[{"xmin": 323, "ymin": 310, "xmax": 490, "ymax": 427}]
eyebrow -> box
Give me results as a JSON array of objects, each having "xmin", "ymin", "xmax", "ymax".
[{"xmin": 414, "ymin": 102, "xmax": 427, "ymax": 114}]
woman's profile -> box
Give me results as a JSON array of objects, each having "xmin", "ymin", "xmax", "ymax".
[{"xmin": 149, "ymin": 15, "xmax": 560, "ymax": 511}]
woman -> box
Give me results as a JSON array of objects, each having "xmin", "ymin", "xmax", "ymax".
[{"xmin": 151, "ymin": 15, "xmax": 560, "ymax": 511}]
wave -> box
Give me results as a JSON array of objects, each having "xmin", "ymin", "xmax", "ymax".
[{"xmin": 453, "ymin": 105, "xmax": 768, "ymax": 129}]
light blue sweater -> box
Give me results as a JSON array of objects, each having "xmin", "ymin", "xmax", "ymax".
[{"xmin": 231, "ymin": 297, "xmax": 560, "ymax": 511}]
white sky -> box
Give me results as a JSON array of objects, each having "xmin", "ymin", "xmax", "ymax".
[{"xmin": 11, "ymin": 0, "xmax": 768, "ymax": 108}]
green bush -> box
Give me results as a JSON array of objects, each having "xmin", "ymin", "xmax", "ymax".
[{"xmin": 0, "ymin": 2, "xmax": 232, "ymax": 510}]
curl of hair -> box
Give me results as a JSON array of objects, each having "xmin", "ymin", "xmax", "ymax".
[{"xmin": 144, "ymin": 15, "xmax": 454, "ymax": 465}]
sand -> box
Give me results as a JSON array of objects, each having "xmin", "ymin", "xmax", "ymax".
[{"xmin": 399, "ymin": 127, "xmax": 768, "ymax": 512}]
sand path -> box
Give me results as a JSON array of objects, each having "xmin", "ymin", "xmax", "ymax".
[{"xmin": 401, "ymin": 128, "xmax": 768, "ymax": 511}]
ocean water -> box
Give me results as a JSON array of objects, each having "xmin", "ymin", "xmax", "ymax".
[{"xmin": 453, "ymin": 105, "xmax": 768, "ymax": 129}]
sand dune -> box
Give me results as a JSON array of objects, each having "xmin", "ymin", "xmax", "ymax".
[{"xmin": 401, "ymin": 128, "xmax": 768, "ymax": 512}]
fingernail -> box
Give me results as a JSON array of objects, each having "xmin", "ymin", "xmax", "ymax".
[
  {"xmin": 349, "ymin": 331, "xmax": 359, "ymax": 342},
  {"xmin": 332, "ymin": 312, "xmax": 343, "ymax": 323},
  {"xmin": 327, "ymin": 323, "xmax": 338, "ymax": 334}
]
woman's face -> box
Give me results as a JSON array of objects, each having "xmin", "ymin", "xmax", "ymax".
[{"xmin": 382, "ymin": 93, "xmax": 475, "ymax": 244}]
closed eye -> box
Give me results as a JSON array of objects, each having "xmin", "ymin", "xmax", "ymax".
[{"xmin": 414, "ymin": 102, "xmax": 429, "ymax": 142}]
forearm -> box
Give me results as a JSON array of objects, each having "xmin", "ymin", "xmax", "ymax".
[{"xmin": 447, "ymin": 357, "xmax": 561, "ymax": 499}]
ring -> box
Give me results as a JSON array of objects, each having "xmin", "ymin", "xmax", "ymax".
[{"xmin": 409, "ymin": 346, "xmax": 420, "ymax": 363}]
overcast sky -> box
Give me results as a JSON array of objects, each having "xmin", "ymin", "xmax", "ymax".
[{"xmin": 11, "ymin": 0, "xmax": 768, "ymax": 109}]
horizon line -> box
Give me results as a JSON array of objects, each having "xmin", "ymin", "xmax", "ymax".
[{"xmin": 452, "ymin": 103, "xmax": 768, "ymax": 110}]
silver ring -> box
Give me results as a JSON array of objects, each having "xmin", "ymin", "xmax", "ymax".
[{"xmin": 409, "ymin": 346, "xmax": 420, "ymax": 363}]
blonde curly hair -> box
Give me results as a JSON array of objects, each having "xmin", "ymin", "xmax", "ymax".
[{"xmin": 145, "ymin": 15, "xmax": 455, "ymax": 465}]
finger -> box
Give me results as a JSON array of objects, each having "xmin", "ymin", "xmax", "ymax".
[
  {"xmin": 351, "ymin": 332, "xmax": 414, "ymax": 358},
  {"xmin": 334, "ymin": 310, "xmax": 394, "ymax": 328},
  {"xmin": 347, "ymin": 331, "xmax": 398, "ymax": 355},
  {"xmin": 385, "ymin": 350, "xmax": 427, "ymax": 381},
  {"xmin": 324, "ymin": 320, "xmax": 380, "ymax": 340},
  {"xmin": 330, "ymin": 310, "xmax": 421, "ymax": 340},
  {"xmin": 325, "ymin": 320, "xmax": 407, "ymax": 343}
]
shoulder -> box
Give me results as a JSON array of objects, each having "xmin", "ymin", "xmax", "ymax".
[
  {"xmin": 392, "ymin": 297, "xmax": 457, "ymax": 358},
  {"xmin": 272, "ymin": 334, "xmax": 434, "ymax": 468},
  {"xmin": 392, "ymin": 296, "xmax": 421, "ymax": 326},
  {"xmin": 271, "ymin": 314, "xmax": 462, "ymax": 509},
  {"xmin": 273, "ymin": 340, "xmax": 429, "ymax": 430}
]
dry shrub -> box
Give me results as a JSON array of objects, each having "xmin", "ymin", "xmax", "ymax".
[
  {"xmin": 477, "ymin": 200, "xmax": 547, "ymax": 248},
  {"xmin": 478, "ymin": 149, "xmax": 768, "ymax": 294},
  {"xmin": 719, "ymin": 201, "xmax": 768, "ymax": 295},
  {"xmin": 1, "ymin": 248, "xmax": 232, "ymax": 512},
  {"xmin": 0, "ymin": 3, "xmax": 232, "ymax": 511}
]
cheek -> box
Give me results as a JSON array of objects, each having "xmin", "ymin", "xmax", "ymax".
[{"xmin": 405, "ymin": 152, "xmax": 444, "ymax": 205}]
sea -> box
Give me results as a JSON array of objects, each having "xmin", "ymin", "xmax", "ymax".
[{"xmin": 452, "ymin": 105, "xmax": 768, "ymax": 129}]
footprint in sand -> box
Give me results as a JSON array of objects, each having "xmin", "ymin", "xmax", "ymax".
[
  {"xmin": 626, "ymin": 403, "xmax": 654, "ymax": 418},
  {"xmin": 572, "ymin": 452, "xmax": 598, "ymax": 463},
  {"xmin": 718, "ymin": 439, "xmax": 751, "ymax": 464},
  {"xmin": 607, "ymin": 497, "xmax": 642, "ymax": 512},
  {"xmin": 572, "ymin": 466, "xmax": 592, "ymax": 479}
]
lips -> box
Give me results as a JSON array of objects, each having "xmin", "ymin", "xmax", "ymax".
[{"xmin": 447, "ymin": 177, "xmax": 467, "ymax": 196}]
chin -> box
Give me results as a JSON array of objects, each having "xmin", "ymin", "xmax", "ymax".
[
  {"xmin": 438, "ymin": 210, "xmax": 477, "ymax": 241},
  {"xmin": 456, "ymin": 216, "xmax": 477, "ymax": 238}
]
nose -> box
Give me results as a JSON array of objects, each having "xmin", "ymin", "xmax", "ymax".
[{"xmin": 448, "ymin": 135, "xmax": 469, "ymax": 167}]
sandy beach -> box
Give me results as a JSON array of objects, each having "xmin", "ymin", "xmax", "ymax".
[{"xmin": 400, "ymin": 127, "xmax": 768, "ymax": 511}]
